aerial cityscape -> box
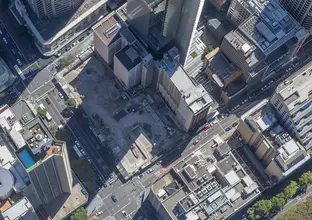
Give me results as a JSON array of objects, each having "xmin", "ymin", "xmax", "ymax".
[{"xmin": 1, "ymin": 0, "xmax": 312, "ymax": 220}]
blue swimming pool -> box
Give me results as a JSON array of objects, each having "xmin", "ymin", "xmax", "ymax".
[{"xmin": 18, "ymin": 150, "xmax": 35, "ymax": 169}]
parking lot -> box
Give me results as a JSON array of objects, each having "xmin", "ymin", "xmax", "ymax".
[{"xmin": 63, "ymin": 56, "xmax": 181, "ymax": 178}]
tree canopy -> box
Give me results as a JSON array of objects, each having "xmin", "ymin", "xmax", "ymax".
[
  {"xmin": 70, "ymin": 207, "xmax": 87, "ymax": 220},
  {"xmin": 37, "ymin": 107, "xmax": 47, "ymax": 118},
  {"xmin": 298, "ymin": 171, "xmax": 312, "ymax": 188},
  {"xmin": 67, "ymin": 98, "xmax": 77, "ymax": 108},
  {"xmin": 283, "ymin": 181, "xmax": 297, "ymax": 200},
  {"xmin": 271, "ymin": 193, "xmax": 285, "ymax": 211},
  {"xmin": 247, "ymin": 200, "xmax": 272, "ymax": 220}
]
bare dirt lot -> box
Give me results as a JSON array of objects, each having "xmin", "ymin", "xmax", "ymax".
[{"xmin": 64, "ymin": 56, "xmax": 180, "ymax": 177}]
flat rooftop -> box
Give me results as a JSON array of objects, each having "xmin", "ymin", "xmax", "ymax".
[
  {"xmin": 117, "ymin": 125, "xmax": 154, "ymax": 179},
  {"xmin": 115, "ymin": 45, "xmax": 142, "ymax": 70},
  {"xmin": 92, "ymin": 12, "xmax": 122, "ymax": 46},
  {"xmin": 21, "ymin": 118, "xmax": 52, "ymax": 151},
  {"xmin": 238, "ymin": 0, "xmax": 306, "ymax": 55},
  {"xmin": 276, "ymin": 60, "xmax": 312, "ymax": 101},
  {"xmin": 151, "ymin": 135, "xmax": 260, "ymax": 220},
  {"xmin": 1, "ymin": 197, "xmax": 38, "ymax": 220}
]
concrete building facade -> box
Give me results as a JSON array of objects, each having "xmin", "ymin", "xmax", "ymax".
[
  {"xmin": 93, "ymin": 12, "xmax": 125, "ymax": 66},
  {"xmin": 25, "ymin": 0, "xmax": 83, "ymax": 18},
  {"xmin": 14, "ymin": 0, "xmax": 108, "ymax": 56},
  {"xmin": 156, "ymin": 47, "xmax": 217, "ymax": 131},
  {"xmin": 127, "ymin": 0, "xmax": 184, "ymax": 55},
  {"xmin": 219, "ymin": 0, "xmax": 308, "ymax": 100},
  {"xmin": 227, "ymin": 0, "xmax": 255, "ymax": 27},
  {"xmin": 17, "ymin": 141, "xmax": 73, "ymax": 205},
  {"xmin": 270, "ymin": 61, "xmax": 312, "ymax": 150},
  {"xmin": 279, "ymin": 0, "xmax": 312, "ymax": 32},
  {"xmin": 238, "ymin": 99, "xmax": 310, "ymax": 181}
]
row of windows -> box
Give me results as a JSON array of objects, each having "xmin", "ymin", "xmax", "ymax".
[{"xmin": 295, "ymin": 110, "xmax": 312, "ymax": 125}]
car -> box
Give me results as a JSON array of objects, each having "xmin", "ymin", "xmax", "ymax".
[
  {"xmin": 81, "ymin": 149, "xmax": 86, "ymax": 156},
  {"xmin": 16, "ymin": 59, "xmax": 22, "ymax": 66},
  {"xmin": 225, "ymin": 127, "xmax": 232, "ymax": 132},
  {"xmin": 103, "ymin": 183, "xmax": 107, "ymax": 187},
  {"xmin": 122, "ymin": 211, "xmax": 127, "ymax": 217},
  {"xmin": 193, "ymin": 140, "xmax": 199, "ymax": 145},
  {"xmin": 45, "ymin": 97, "xmax": 51, "ymax": 104},
  {"xmin": 204, "ymin": 125, "xmax": 210, "ymax": 131},
  {"xmin": 75, "ymin": 140, "xmax": 80, "ymax": 147},
  {"xmin": 2, "ymin": 37, "xmax": 8, "ymax": 44},
  {"xmin": 81, "ymin": 188, "xmax": 87, "ymax": 195},
  {"xmin": 138, "ymin": 173, "xmax": 144, "ymax": 179},
  {"xmin": 96, "ymin": 211, "xmax": 103, "ymax": 216},
  {"xmin": 0, "ymin": 30, "xmax": 2, "ymax": 35},
  {"xmin": 60, "ymin": 119, "xmax": 65, "ymax": 125},
  {"xmin": 232, "ymin": 122, "xmax": 238, "ymax": 127},
  {"xmin": 58, "ymin": 92, "xmax": 64, "ymax": 99},
  {"xmin": 6, "ymin": 33, "xmax": 10, "ymax": 38},
  {"xmin": 147, "ymin": 168, "xmax": 154, "ymax": 174},
  {"xmin": 87, "ymin": 158, "xmax": 92, "ymax": 163},
  {"xmin": 11, "ymin": 49, "xmax": 16, "ymax": 55},
  {"xmin": 111, "ymin": 195, "xmax": 117, "ymax": 202}
]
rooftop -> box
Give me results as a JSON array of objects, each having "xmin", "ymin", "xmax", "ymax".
[
  {"xmin": 115, "ymin": 45, "xmax": 142, "ymax": 70},
  {"xmin": 16, "ymin": 143, "xmax": 63, "ymax": 173},
  {"xmin": 0, "ymin": 197, "xmax": 38, "ymax": 220},
  {"xmin": 151, "ymin": 135, "xmax": 260, "ymax": 220},
  {"xmin": 276, "ymin": 60, "xmax": 312, "ymax": 106},
  {"xmin": 222, "ymin": 0, "xmax": 307, "ymax": 73},
  {"xmin": 92, "ymin": 12, "xmax": 122, "ymax": 46},
  {"xmin": 20, "ymin": 118, "xmax": 53, "ymax": 153}
]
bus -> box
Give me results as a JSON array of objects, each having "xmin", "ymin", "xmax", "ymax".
[
  {"xmin": 39, "ymin": 104, "xmax": 52, "ymax": 121},
  {"xmin": 73, "ymin": 145, "xmax": 83, "ymax": 158},
  {"xmin": 14, "ymin": 65, "xmax": 25, "ymax": 80}
]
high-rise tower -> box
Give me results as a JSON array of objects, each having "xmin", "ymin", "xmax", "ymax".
[
  {"xmin": 26, "ymin": 0, "xmax": 83, "ymax": 18},
  {"xmin": 279, "ymin": 0, "xmax": 312, "ymax": 31},
  {"xmin": 127, "ymin": 0, "xmax": 184, "ymax": 55}
]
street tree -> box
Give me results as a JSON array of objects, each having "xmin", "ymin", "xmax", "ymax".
[
  {"xmin": 70, "ymin": 207, "xmax": 87, "ymax": 220},
  {"xmin": 298, "ymin": 171, "xmax": 312, "ymax": 189},
  {"xmin": 37, "ymin": 107, "xmax": 47, "ymax": 118},
  {"xmin": 271, "ymin": 193, "xmax": 286, "ymax": 211},
  {"xmin": 283, "ymin": 181, "xmax": 297, "ymax": 200},
  {"xmin": 49, "ymin": 123, "xmax": 58, "ymax": 135},
  {"xmin": 67, "ymin": 98, "xmax": 77, "ymax": 108},
  {"xmin": 248, "ymin": 199, "xmax": 272, "ymax": 219}
]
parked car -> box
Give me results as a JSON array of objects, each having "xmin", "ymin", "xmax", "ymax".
[
  {"xmin": 225, "ymin": 127, "xmax": 232, "ymax": 132},
  {"xmin": 60, "ymin": 119, "xmax": 65, "ymax": 125},
  {"xmin": 96, "ymin": 211, "xmax": 103, "ymax": 216},
  {"xmin": 122, "ymin": 211, "xmax": 127, "ymax": 217},
  {"xmin": 45, "ymin": 97, "xmax": 51, "ymax": 105},
  {"xmin": 2, "ymin": 37, "xmax": 8, "ymax": 44},
  {"xmin": 58, "ymin": 92, "xmax": 64, "ymax": 99},
  {"xmin": 232, "ymin": 122, "xmax": 238, "ymax": 127},
  {"xmin": 111, "ymin": 195, "xmax": 117, "ymax": 202},
  {"xmin": 16, "ymin": 59, "xmax": 22, "ymax": 66},
  {"xmin": 81, "ymin": 188, "xmax": 87, "ymax": 195},
  {"xmin": 11, "ymin": 49, "xmax": 16, "ymax": 55},
  {"xmin": 204, "ymin": 125, "xmax": 210, "ymax": 131}
]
